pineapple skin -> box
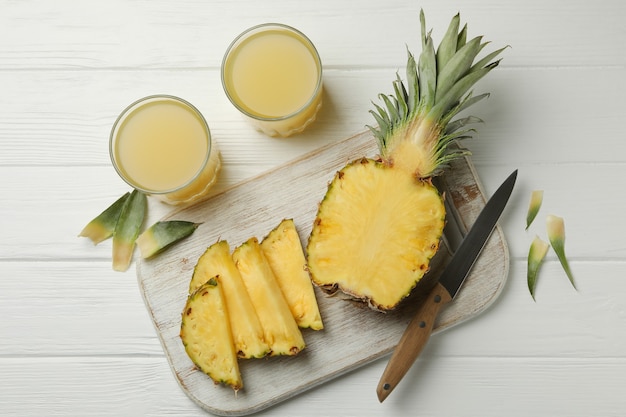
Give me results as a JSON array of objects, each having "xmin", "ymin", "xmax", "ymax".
[
  {"xmin": 190, "ymin": 240, "xmax": 270, "ymax": 359},
  {"xmin": 307, "ymin": 158, "xmax": 446, "ymax": 311},
  {"xmin": 180, "ymin": 277, "xmax": 243, "ymax": 391},
  {"xmin": 261, "ymin": 219, "xmax": 324, "ymax": 330},
  {"xmin": 233, "ymin": 237, "xmax": 306, "ymax": 356}
]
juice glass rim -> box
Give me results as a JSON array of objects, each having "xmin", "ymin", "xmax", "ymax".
[
  {"xmin": 220, "ymin": 22, "xmax": 323, "ymax": 122},
  {"xmin": 109, "ymin": 94, "xmax": 213, "ymax": 195}
]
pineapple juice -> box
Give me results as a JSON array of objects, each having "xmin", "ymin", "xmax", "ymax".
[
  {"xmin": 222, "ymin": 24, "xmax": 323, "ymax": 137},
  {"xmin": 110, "ymin": 95, "xmax": 220, "ymax": 205}
]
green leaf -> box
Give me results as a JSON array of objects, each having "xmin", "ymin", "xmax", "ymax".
[
  {"xmin": 136, "ymin": 220, "xmax": 201, "ymax": 259},
  {"xmin": 78, "ymin": 192, "xmax": 130, "ymax": 244},
  {"xmin": 436, "ymin": 12, "xmax": 460, "ymax": 74},
  {"xmin": 430, "ymin": 65, "xmax": 494, "ymax": 121},
  {"xmin": 469, "ymin": 45, "xmax": 510, "ymax": 73},
  {"xmin": 112, "ymin": 189, "xmax": 147, "ymax": 272},
  {"xmin": 455, "ymin": 92, "xmax": 490, "ymax": 115},
  {"xmin": 525, "ymin": 190, "xmax": 544, "ymax": 229},
  {"xmin": 527, "ymin": 236, "xmax": 550, "ymax": 300},
  {"xmin": 435, "ymin": 36, "xmax": 483, "ymax": 102},
  {"xmin": 546, "ymin": 214, "xmax": 576, "ymax": 289},
  {"xmin": 380, "ymin": 94, "xmax": 400, "ymax": 126},
  {"xmin": 405, "ymin": 50, "xmax": 419, "ymax": 113},
  {"xmin": 445, "ymin": 115, "xmax": 483, "ymax": 136},
  {"xmin": 418, "ymin": 10, "xmax": 437, "ymax": 109},
  {"xmin": 457, "ymin": 23, "xmax": 468, "ymax": 49},
  {"xmin": 418, "ymin": 35, "xmax": 437, "ymax": 109},
  {"xmin": 393, "ymin": 76, "xmax": 409, "ymax": 121}
]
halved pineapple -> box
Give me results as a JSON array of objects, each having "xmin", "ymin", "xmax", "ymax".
[
  {"xmin": 233, "ymin": 237, "xmax": 306, "ymax": 356},
  {"xmin": 307, "ymin": 10, "xmax": 505, "ymax": 310},
  {"xmin": 190, "ymin": 240, "xmax": 270, "ymax": 359},
  {"xmin": 180, "ymin": 277, "xmax": 242, "ymax": 391},
  {"xmin": 307, "ymin": 159, "xmax": 445, "ymax": 310},
  {"xmin": 261, "ymin": 219, "xmax": 324, "ymax": 330}
]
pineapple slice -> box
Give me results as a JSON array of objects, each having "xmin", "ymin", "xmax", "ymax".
[
  {"xmin": 190, "ymin": 240, "xmax": 270, "ymax": 359},
  {"xmin": 180, "ymin": 277, "xmax": 243, "ymax": 392},
  {"xmin": 233, "ymin": 237, "xmax": 306, "ymax": 356},
  {"xmin": 307, "ymin": 10, "xmax": 505, "ymax": 310},
  {"xmin": 261, "ymin": 219, "xmax": 323, "ymax": 330}
]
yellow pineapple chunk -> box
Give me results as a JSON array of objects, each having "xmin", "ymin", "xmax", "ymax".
[
  {"xmin": 180, "ymin": 277, "xmax": 242, "ymax": 391},
  {"xmin": 233, "ymin": 237, "xmax": 306, "ymax": 356},
  {"xmin": 261, "ymin": 219, "xmax": 324, "ymax": 330},
  {"xmin": 190, "ymin": 240, "xmax": 270, "ymax": 359}
]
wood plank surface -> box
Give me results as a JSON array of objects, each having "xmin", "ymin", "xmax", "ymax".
[{"xmin": 2, "ymin": 1, "xmax": 625, "ymax": 416}]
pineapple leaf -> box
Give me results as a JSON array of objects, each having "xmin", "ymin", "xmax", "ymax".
[
  {"xmin": 435, "ymin": 36, "xmax": 484, "ymax": 102},
  {"xmin": 418, "ymin": 35, "xmax": 437, "ymax": 108},
  {"xmin": 434, "ymin": 129, "xmax": 476, "ymax": 163},
  {"xmin": 78, "ymin": 192, "xmax": 130, "ymax": 245},
  {"xmin": 470, "ymin": 45, "xmax": 510, "ymax": 73},
  {"xmin": 445, "ymin": 115, "xmax": 483, "ymax": 135},
  {"xmin": 436, "ymin": 13, "xmax": 461, "ymax": 74},
  {"xmin": 430, "ymin": 63, "xmax": 498, "ymax": 121},
  {"xmin": 367, "ymin": 124, "xmax": 385, "ymax": 145},
  {"xmin": 420, "ymin": 9, "xmax": 427, "ymax": 49},
  {"xmin": 380, "ymin": 94, "xmax": 400, "ymax": 125},
  {"xmin": 112, "ymin": 189, "xmax": 147, "ymax": 272},
  {"xmin": 455, "ymin": 92, "xmax": 490, "ymax": 114},
  {"xmin": 440, "ymin": 92, "xmax": 488, "ymax": 129},
  {"xmin": 527, "ymin": 236, "xmax": 550, "ymax": 301},
  {"xmin": 368, "ymin": 103, "xmax": 391, "ymax": 145},
  {"xmin": 368, "ymin": 10, "xmax": 504, "ymax": 176},
  {"xmin": 393, "ymin": 77, "xmax": 409, "ymax": 121},
  {"xmin": 457, "ymin": 23, "xmax": 468, "ymax": 48},
  {"xmin": 525, "ymin": 190, "xmax": 544, "ymax": 230},
  {"xmin": 136, "ymin": 220, "xmax": 201, "ymax": 259},
  {"xmin": 546, "ymin": 215, "xmax": 576, "ymax": 289},
  {"xmin": 406, "ymin": 50, "xmax": 419, "ymax": 113},
  {"xmin": 372, "ymin": 101, "xmax": 390, "ymax": 124}
]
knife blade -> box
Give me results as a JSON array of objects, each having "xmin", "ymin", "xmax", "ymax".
[{"xmin": 376, "ymin": 169, "xmax": 517, "ymax": 403}]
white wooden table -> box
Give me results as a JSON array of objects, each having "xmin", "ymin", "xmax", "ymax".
[{"xmin": 1, "ymin": 1, "xmax": 625, "ymax": 416}]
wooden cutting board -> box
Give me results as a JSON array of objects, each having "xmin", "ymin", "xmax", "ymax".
[{"xmin": 137, "ymin": 130, "xmax": 509, "ymax": 416}]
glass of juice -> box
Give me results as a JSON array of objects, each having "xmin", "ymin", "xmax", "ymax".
[
  {"xmin": 109, "ymin": 95, "xmax": 221, "ymax": 205},
  {"xmin": 221, "ymin": 23, "xmax": 323, "ymax": 137}
]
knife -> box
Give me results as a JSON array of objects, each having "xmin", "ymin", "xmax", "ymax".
[{"xmin": 376, "ymin": 169, "xmax": 518, "ymax": 403}]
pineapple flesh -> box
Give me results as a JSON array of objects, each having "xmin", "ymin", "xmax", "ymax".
[
  {"xmin": 307, "ymin": 10, "xmax": 505, "ymax": 310},
  {"xmin": 190, "ymin": 240, "xmax": 270, "ymax": 359},
  {"xmin": 180, "ymin": 277, "xmax": 243, "ymax": 391},
  {"xmin": 260, "ymin": 219, "xmax": 324, "ymax": 330},
  {"xmin": 233, "ymin": 237, "xmax": 306, "ymax": 356},
  {"xmin": 308, "ymin": 158, "xmax": 445, "ymax": 310}
]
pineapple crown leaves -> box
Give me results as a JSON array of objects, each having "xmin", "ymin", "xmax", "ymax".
[{"xmin": 367, "ymin": 10, "xmax": 507, "ymax": 176}]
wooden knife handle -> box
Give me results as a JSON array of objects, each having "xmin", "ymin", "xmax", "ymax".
[{"xmin": 376, "ymin": 282, "xmax": 452, "ymax": 402}]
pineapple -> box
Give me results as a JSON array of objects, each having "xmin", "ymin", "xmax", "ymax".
[
  {"xmin": 261, "ymin": 219, "xmax": 324, "ymax": 330},
  {"xmin": 190, "ymin": 240, "xmax": 270, "ymax": 359},
  {"xmin": 180, "ymin": 277, "xmax": 243, "ymax": 391},
  {"xmin": 233, "ymin": 237, "xmax": 306, "ymax": 356},
  {"xmin": 307, "ymin": 10, "xmax": 505, "ymax": 310}
]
